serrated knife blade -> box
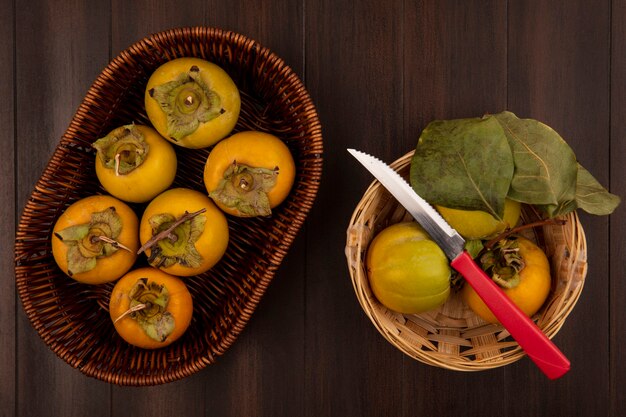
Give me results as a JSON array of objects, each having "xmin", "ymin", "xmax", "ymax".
[
  {"xmin": 348, "ymin": 148, "xmax": 570, "ymax": 380},
  {"xmin": 347, "ymin": 149, "xmax": 465, "ymax": 259}
]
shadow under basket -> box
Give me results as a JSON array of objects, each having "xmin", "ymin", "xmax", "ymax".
[
  {"xmin": 345, "ymin": 150, "xmax": 587, "ymax": 372},
  {"xmin": 14, "ymin": 27, "xmax": 323, "ymax": 386}
]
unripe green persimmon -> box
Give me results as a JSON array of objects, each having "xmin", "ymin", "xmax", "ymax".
[{"xmin": 366, "ymin": 222, "xmax": 451, "ymax": 314}]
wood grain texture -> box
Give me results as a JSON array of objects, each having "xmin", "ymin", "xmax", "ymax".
[
  {"xmin": 304, "ymin": 0, "xmax": 407, "ymax": 415},
  {"xmin": 0, "ymin": 0, "xmax": 15, "ymax": 416},
  {"xmin": 6, "ymin": 0, "xmax": 625, "ymax": 416},
  {"xmin": 507, "ymin": 1, "xmax": 611, "ymax": 415},
  {"xmin": 402, "ymin": 2, "xmax": 509, "ymax": 415},
  {"xmin": 403, "ymin": 0, "xmax": 508, "ymax": 128},
  {"xmin": 15, "ymin": 1, "xmax": 112, "ymax": 416},
  {"xmin": 610, "ymin": 0, "xmax": 626, "ymax": 413}
]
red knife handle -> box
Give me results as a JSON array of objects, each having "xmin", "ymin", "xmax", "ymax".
[{"xmin": 451, "ymin": 250, "xmax": 570, "ymax": 379}]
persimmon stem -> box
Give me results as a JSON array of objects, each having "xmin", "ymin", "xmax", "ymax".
[
  {"xmin": 92, "ymin": 235, "xmax": 133, "ymax": 253},
  {"xmin": 113, "ymin": 303, "xmax": 147, "ymax": 324},
  {"xmin": 113, "ymin": 148, "xmax": 144, "ymax": 177},
  {"xmin": 114, "ymin": 153, "xmax": 121, "ymax": 176},
  {"xmin": 484, "ymin": 218, "xmax": 568, "ymax": 250},
  {"xmin": 136, "ymin": 208, "xmax": 207, "ymax": 255}
]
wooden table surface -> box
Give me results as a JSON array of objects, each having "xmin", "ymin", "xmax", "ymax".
[{"xmin": 3, "ymin": 0, "xmax": 625, "ymax": 416}]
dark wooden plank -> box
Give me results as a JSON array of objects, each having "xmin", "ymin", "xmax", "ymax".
[
  {"xmin": 15, "ymin": 1, "xmax": 112, "ymax": 416},
  {"xmin": 5, "ymin": 1, "xmax": 619, "ymax": 416},
  {"xmin": 507, "ymin": 1, "xmax": 610, "ymax": 415},
  {"xmin": 610, "ymin": 0, "xmax": 626, "ymax": 415},
  {"xmin": 110, "ymin": 2, "xmax": 306, "ymax": 416},
  {"xmin": 111, "ymin": 0, "xmax": 304, "ymax": 63},
  {"xmin": 0, "ymin": 0, "xmax": 15, "ymax": 416},
  {"xmin": 206, "ymin": 0, "xmax": 304, "ymax": 63},
  {"xmin": 110, "ymin": 0, "xmax": 206, "ymax": 57},
  {"xmin": 404, "ymin": 0, "xmax": 509, "ymax": 125},
  {"xmin": 304, "ymin": 1, "xmax": 408, "ymax": 415},
  {"xmin": 199, "ymin": 237, "xmax": 307, "ymax": 416},
  {"xmin": 401, "ymin": 2, "xmax": 509, "ymax": 415}
]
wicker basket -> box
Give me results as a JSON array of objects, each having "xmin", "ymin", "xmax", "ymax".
[
  {"xmin": 14, "ymin": 27, "xmax": 322, "ymax": 386},
  {"xmin": 345, "ymin": 150, "xmax": 587, "ymax": 371}
]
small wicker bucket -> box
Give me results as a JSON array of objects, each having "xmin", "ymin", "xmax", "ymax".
[
  {"xmin": 345, "ymin": 150, "xmax": 587, "ymax": 371},
  {"xmin": 14, "ymin": 27, "xmax": 322, "ymax": 385}
]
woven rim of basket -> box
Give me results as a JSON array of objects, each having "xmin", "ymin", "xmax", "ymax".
[
  {"xmin": 345, "ymin": 150, "xmax": 587, "ymax": 371},
  {"xmin": 14, "ymin": 27, "xmax": 323, "ymax": 385}
]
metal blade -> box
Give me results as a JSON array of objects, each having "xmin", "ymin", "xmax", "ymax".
[{"xmin": 348, "ymin": 148, "xmax": 465, "ymax": 260}]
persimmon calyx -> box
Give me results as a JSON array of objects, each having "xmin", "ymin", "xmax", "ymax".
[
  {"xmin": 479, "ymin": 238, "xmax": 525, "ymax": 289},
  {"xmin": 140, "ymin": 209, "xmax": 207, "ymax": 269},
  {"xmin": 148, "ymin": 65, "xmax": 223, "ymax": 141},
  {"xmin": 54, "ymin": 207, "xmax": 123, "ymax": 276},
  {"xmin": 119, "ymin": 278, "xmax": 175, "ymax": 342},
  {"xmin": 210, "ymin": 161, "xmax": 278, "ymax": 216},
  {"xmin": 93, "ymin": 124, "xmax": 149, "ymax": 175}
]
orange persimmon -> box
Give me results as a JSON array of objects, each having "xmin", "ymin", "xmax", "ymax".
[
  {"xmin": 203, "ymin": 131, "xmax": 295, "ymax": 217},
  {"xmin": 109, "ymin": 267, "xmax": 193, "ymax": 349},
  {"xmin": 51, "ymin": 195, "xmax": 139, "ymax": 284}
]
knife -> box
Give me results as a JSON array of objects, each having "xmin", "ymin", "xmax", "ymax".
[{"xmin": 348, "ymin": 148, "xmax": 570, "ymax": 380}]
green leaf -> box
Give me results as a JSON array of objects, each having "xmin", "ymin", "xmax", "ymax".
[
  {"xmin": 491, "ymin": 111, "xmax": 578, "ymax": 216},
  {"xmin": 537, "ymin": 199, "xmax": 578, "ymax": 218},
  {"xmin": 464, "ymin": 240, "xmax": 484, "ymax": 259},
  {"xmin": 575, "ymin": 164, "xmax": 621, "ymax": 215},
  {"xmin": 409, "ymin": 116, "xmax": 514, "ymax": 219}
]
